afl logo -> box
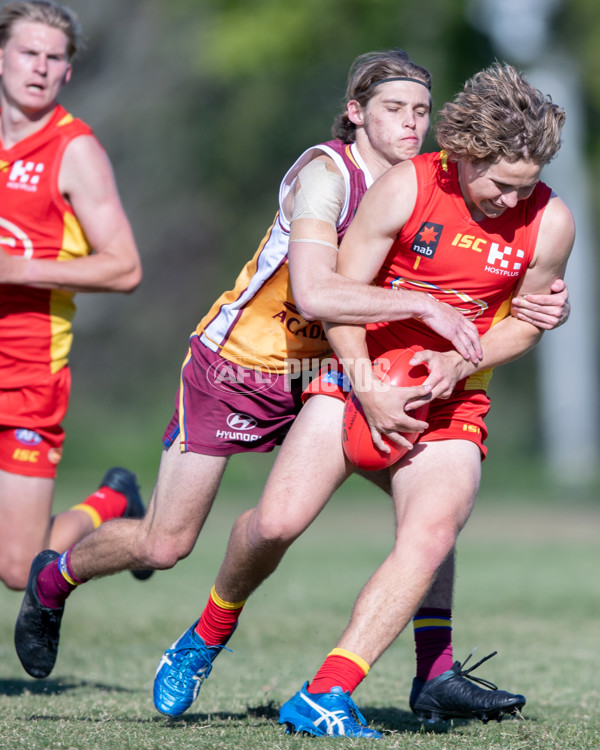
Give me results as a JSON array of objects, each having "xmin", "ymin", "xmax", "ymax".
[
  {"xmin": 226, "ymin": 413, "xmax": 257, "ymax": 431},
  {"xmin": 206, "ymin": 353, "xmax": 278, "ymax": 394},
  {"xmin": 15, "ymin": 429, "xmax": 43, "ymax": 446}
]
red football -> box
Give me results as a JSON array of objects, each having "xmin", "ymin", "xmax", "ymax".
[{"xmin": 342, "ymin": 347, "xmax": 430, "ymax": 471}]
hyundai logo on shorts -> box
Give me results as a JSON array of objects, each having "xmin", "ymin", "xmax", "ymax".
[{"xmin": 226, "ymin": 413, "xmax": 257, "ymax": 431}]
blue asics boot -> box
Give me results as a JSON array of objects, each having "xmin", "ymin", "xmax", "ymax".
[
  {"xmin": 154, "ymin": 620, "xmax": 231, "ymax": 716},
  {"xmin": 279, "ymin": 682, "xmax": 382, "ymax": 738},
  {"xmin": 409, "ymin": 651, "xmax": 526, "ymax": 723}
]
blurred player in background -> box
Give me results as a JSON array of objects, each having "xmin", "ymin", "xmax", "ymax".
[
  {"xmin": 0, "ymin": 0, "xmax": 149, "ymax": 593},
  {"xmin": 16, "ymin": 47, "xmax": 568, "ymax": 722}
]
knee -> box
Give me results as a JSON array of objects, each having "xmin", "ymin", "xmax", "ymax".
[
  {"xmin": 396, "ymin": 515, "xmax": 459, "ymax": 575},
  {"xmin": 417, "ymin": 519, "xmax": 460, "ymax": 568},
  {"xmin": 0, "ymin": 561, "xmax": 29, "ymax": 591},
  {"xmin": 136, "ymin": 529, "xmax": 196, "ymax": 570},
  {"xmin": 246, "ymin": 508, "xmax": 301, "ymax": 549}
]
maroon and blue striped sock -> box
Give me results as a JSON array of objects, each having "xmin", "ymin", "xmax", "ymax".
[{"xmin": 413, "ymin": 607, "xmax": 453, "ymax": 681}]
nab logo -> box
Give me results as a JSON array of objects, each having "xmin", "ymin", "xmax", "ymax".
[
  {"xmin": 7, "ymin": 160, "xmax": 45, "ymax": 191},
  {"xmin": 411, "ymin": 222, "xmax": 443, "ymax": 259},
  {"xmin": 226, "ymin": 413, "xmax": 257, "ymax": 431}
]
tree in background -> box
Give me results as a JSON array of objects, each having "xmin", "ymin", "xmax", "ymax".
[{"xmin": 57, "ymin": 0, "xmax": 598, "ymax": 481}]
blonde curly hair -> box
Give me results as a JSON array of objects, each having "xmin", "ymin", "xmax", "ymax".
[{"xmin": 435, "ymin": 62, "xmax": 565, "ymax": 166}]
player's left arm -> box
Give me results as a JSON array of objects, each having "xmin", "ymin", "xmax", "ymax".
[
  {"xmin": 511, "ymin": 277, "xmax": 570, "ymax": 329},
  {"xmin": 0, "ymin": 135, "xmax": 142, "ymax": 293},
  {"xmin": 410, "ymin": 194, "xmax": 575, "ymax": 405}
]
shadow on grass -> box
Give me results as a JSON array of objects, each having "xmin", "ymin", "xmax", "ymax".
[
  {"xmin": 151, "ymin": 702, "xmax": 279, "ymax": 726},
  {"xmin": 365, "ymin": 705, "xmax": 468, "ymax": 734},
  {"xmin": 365, "ymin": 705, "xmax": 531, "ymax": 734},
  {"xmin": 0, "ymin": 677, "xmax": 135, "ymax": 697},
  {"xmin": 1, "ymin": 687, "xmax": 528, "ymax": 734},
  {"xmin": 151, "ymin": 701, "xmax": 471, "ymax": 735}
]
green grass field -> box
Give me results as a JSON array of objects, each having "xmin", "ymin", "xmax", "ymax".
[{"xmin": 0, "ymin": 456, "xmax": 598, "ymax": 749}]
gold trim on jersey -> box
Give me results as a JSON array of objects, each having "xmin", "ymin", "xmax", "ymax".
[{"xmin": 49, "ymin": 211, "xmax": 92, "ymax": 373}]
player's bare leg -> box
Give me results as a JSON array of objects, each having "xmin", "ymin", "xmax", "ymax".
[
  {"xmin": 335, "ymin": 440, "xmax": 480, "ymax": 663},
  {"xmin": 0, "ymin": 463, "xmax": 156, "ymax": 591},
  {"xmin": 309, "ymin": 438, "xmax": 525, "ymax": 722},
  {"xmin": 70, "ymin": 444, "xmax": 228, "ymax": 578},
  {"xmin": 154, "ymin": 395, "xmax": 353, "ymax": 716},
  {"xmin": 14, "ymin": 442, "xmax": 228, "ymax": 679},
  {"xmin": 47, "ymin": 508, "xmax": 95, "ymax": 555},
  {"xmin": 216, "ymin": 396, "xmax": 351, "ymax": 602},
  {"xmin": 0, "ymin": 471, "xmax": 54, "ymax": 590}
]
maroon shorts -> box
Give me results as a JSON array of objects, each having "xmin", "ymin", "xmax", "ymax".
[
  {"xmin": 162, "ymin": 337, "xmax": 305, "ymax": 456},
  {"xmin": 0, "ymin": 368, "xmax": 70, "ymax": 478}
]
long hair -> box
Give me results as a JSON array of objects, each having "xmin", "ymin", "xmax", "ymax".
[{"xmin": 435, "ymin": 62, "xmax": 565, "ymax": 165}]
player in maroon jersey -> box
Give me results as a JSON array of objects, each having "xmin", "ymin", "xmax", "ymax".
[
  {"xmin": 0, "ymin": 1, "xmax": 147, "ymax": 593},
  {"xmin": 16, "ymin": 46, "xmax": 569, "ymax": 726},
  {"xmin": 149, "ymin": 55, "xmax": 569, "ymax": 727}
]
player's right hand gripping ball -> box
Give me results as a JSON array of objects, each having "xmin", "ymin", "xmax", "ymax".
[{"xmin": 342, "ymin": 347, "xmax": 430, "ymax": 471}]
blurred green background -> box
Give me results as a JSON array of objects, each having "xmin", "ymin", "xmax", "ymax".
[{"xmin": 51, "ymin": 0, "xmax": 599, "ymax": 498}]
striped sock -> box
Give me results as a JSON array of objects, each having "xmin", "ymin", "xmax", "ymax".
[
  {"xmin": 307, "ymin": 648, "xmax": 370, "ymax": 695},
  {"xmin": 413, "ymin": 607, "xmax": 453, "ymax": 681},
  {"xmin": 70, "ymin": 487, "xmax": 128, "ymax": 528},
  {"xmin": 36, "ymin": 549, "xmax": 86, "ymax": 609},
  {"xmin": 195, "ymin": 586, "xmax": 245, "ymax": 646}
]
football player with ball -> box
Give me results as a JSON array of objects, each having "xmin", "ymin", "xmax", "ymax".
[
  {"xmin": 150, "ymin": 55, "xmax": 570, "ymax": 733},
  {"xmin": 278, "ymin": 62, "xmax": 574, "ymax": 736},
  {"xmin": 17, "ymin": 48, "xmax": 569, "ymax": 734}
]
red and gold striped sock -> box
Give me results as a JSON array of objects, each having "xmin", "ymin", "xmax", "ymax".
[
  {"xmin": 307, "ymin": 648, "xmax": 370, "ymax": 695},
  {"xmin": 70, "ymin": 487, "xmax": 128, "ymax": 528},
  {"xmin": 195, "ymin": 586, "xmax": 246, "ymax": 646},
  {"xmin": 413, "ymin": 607, "xmax": 453, "ymax": 681}
]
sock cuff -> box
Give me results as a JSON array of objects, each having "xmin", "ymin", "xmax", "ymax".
[
  {"xmin": 211, "ymin": 585, "xmax": 246, "ymax": 610},
  {"xmin": 70, "ymin": 502, "xmax": 102, "ymax": 529},
  {"xmin": 413, "ymin": 607, "xmax": 452, "ymax": 631},
  {"xmin": 58, "ymin": 550, "xmax": 86, "ymax": 586},
  {"xmin": 328, "ymin": 648, "xmax": 370, "ymax": 676}
]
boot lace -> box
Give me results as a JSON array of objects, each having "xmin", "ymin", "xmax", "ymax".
[{"xmin": 455, "ymin": 649, "xmax": 499, "ymax": 691}]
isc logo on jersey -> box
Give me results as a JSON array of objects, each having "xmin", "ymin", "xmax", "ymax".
[{"xmin": 6, "ymin": 160, "xmax": 45, "ymax": 193}]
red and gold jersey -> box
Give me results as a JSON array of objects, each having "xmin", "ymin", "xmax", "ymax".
[
  {"xmin": 0, "ymin": 105, "xmax": 94, "ymax": 387},
  {"xmin": 197, "ymin": 140, "xmax": 372, "ymax": 373},
  {"xmin": 367, "ymin": 151, "xmax": 552, "ymax": 390}
]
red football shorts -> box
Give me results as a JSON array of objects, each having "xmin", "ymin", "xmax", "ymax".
[
  {"xmin": 304, "ymin": 363, "xmax": 490, "ymax": 458},
  {"xmin": 0, "ymin": 368, "xmax": 70, "ymax": 478},
  {"xmin": 162, "ymin": 337, "xmax": 305, "ymax": 456}
]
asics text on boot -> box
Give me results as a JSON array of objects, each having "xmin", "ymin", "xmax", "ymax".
[{"xmin": 279, "ymin": 682, "xmax": 382, "ymax": 738}]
